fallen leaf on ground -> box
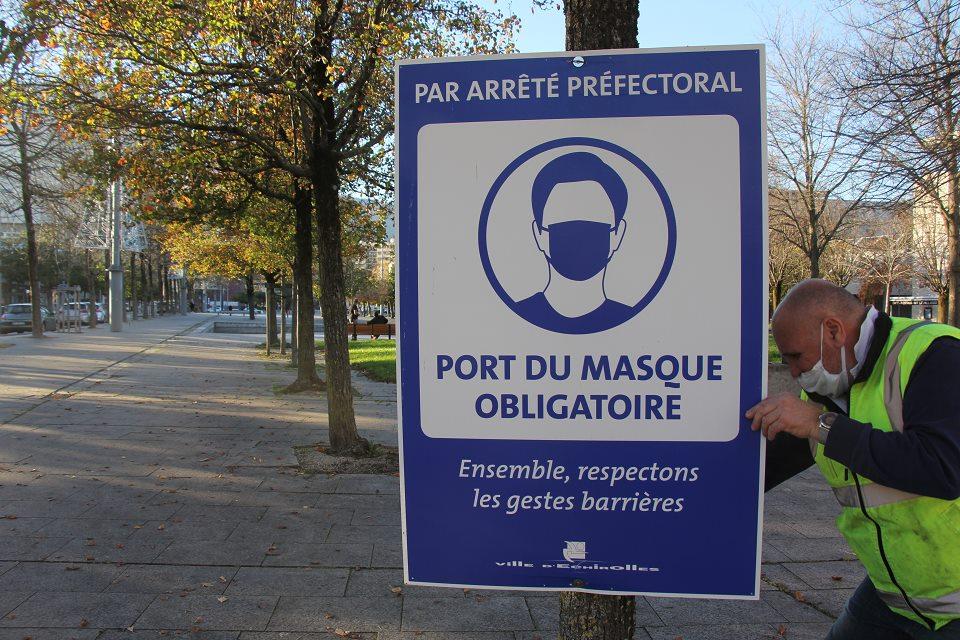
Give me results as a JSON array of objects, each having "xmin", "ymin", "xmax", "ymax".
[{"xmin": 217, "ymin": 596, "xmax": 228, "ymax": 604}]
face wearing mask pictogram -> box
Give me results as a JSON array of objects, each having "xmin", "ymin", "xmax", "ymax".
[{"xmin": 518, "ymin": 151, "xmax": 630, "ymax": 321}]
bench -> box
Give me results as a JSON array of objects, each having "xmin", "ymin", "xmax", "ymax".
[{"xmin": 349, "ymin": 322, "xmax": 395, "ymax": 340}]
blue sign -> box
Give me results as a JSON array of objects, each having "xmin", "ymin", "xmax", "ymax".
[{"xmin": 396, "ymin": 46, "xmax": 766, "ymax": 598}]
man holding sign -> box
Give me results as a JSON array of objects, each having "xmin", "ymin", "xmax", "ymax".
[{"xmin": 750, "ymin": 279, "xmax": 960, "ymax": 638}]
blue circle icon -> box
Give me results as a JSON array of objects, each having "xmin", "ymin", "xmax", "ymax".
[{"xmin": 478, "ymin": 137, "xmax": 677, "ymax": 335}]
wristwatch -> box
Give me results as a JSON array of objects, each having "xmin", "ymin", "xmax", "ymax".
[{"xmin": 818, "ymin": 412, "xmax": 838, "ymax": 444}]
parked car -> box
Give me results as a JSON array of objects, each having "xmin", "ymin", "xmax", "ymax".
[
  {"xmin": 0, "ymin": 303, "xmax": 57, "ymax": 333},
  {"xmin": 63, "ymin": 302, "xmax": 105, "ymax": 323}
]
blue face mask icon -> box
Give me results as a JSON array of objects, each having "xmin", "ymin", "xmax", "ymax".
[{"xmin": 543, "ymin": 220, "xmax": 614, "ymax": 281}]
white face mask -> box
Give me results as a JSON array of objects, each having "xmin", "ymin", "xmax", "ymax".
[{"xmin": 798, "ymin": 322, "xmax": 851, "ymax": 397}]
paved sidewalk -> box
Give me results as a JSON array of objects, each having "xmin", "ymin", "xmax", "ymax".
[{"xmin": 0, "ymin": 324, "xmax": 856, "ymax": 639}]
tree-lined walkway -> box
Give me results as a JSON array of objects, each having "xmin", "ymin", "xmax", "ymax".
[{"xmin": 0, "ymin": 325, "xmax": 858, "ymax": 638}]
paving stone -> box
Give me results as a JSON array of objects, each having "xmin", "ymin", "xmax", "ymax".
[
  {"xmin": 135, "ymin": 593, "xmax": 278, "ymax": 631},
  {"xmin": 380, "ymin": 634, "xmax": 515, "ymax": 640},
  {"xmin": 787, "ymin": 519, "xmax": 844, "ymax": 539},
  {"xmin": 334, "ymin": 475, "xmax": 399, "ymax": 495},
  {"xmin": 240, "ymin": 634, "xmax": 355, "ymax": 639},
  {"xmin": 174, "ymin": 506, "xmax": 269, "ymax": 523},
  {"xmin": 154, "ymin": 540, "xmax": 269, "ymax": 566},
  {"xmin": 635, "ymin": 598, "xmax": 665, "ymax": 627},
  {"xmin": 761, "ymin": 543, "xmax": 791, "ymax": 564},
  {"xmin": 800, "ymin": 588, "xmax": 856, "ymax": 618},
  {"xmin": 0, "ymin": 517, "xmax": 54, "ymax": 535},
  {"xmin": 401, "ymin": 597, "xmax": 535, "ymax": 632},
  {"xmin": 106, "ymin": 564, "xmax": 239, "ymax": 594},
  {"xmin": 228, "ymin": 520, "xmax": 331, "ymax": 545},
  {"xmin": 78, "ymin": 501, "xmax": 182, "ymax": 521},
  {"xmin": 0, "ymin": 562, "xmax": 121, "ymax": 592},
  {"xmin": 99, "ymin": 632, "xmax": 240, "ymax": 640},
  {"xmin": 47, "ymin": 535, "xmax": 171, "ymax": 564},
  {"xmin": 350, "ymin": 509, "xmax": 401, "ymax": 526},
  {"xmin": 0, "ymin": 630, "xmax": 100, "ymax": 640},
  {"xmin": 514, "ymin": 633, "xmax": 560, "ymax": 640},
  {"xmin": 226, "ymin": 567, "xmax": 348, "ymax": 596},
  {"xmin": 0, "ymin": 499, "xmax": 92, "ymax": 519},
  {"xmin": 646, "ymin": 597, "xmax": 784, "ymax": 626},
  {"xmin": 261, "ymin": 543, "xmax": 372, "ymax": 568},
  {"xmin": 0, "ymin": 591, "xmax": 155, "ymax": 628},
  {"xmin": 761, "ymin": 591, "xmax": 833, "ymax": 623},
  {"xmin": 0, "ymin": 564, "xmax": 12, "ymax": 577},
  {"xmin": 0, "ymin": 592, "xmax": 32, "ymax": 618},
  {"xmin": 266, "ymin": 595, "xmax": 401, "ymax": 632},
  {"xmin": 781, "ymin": 561, "xmax": 866, "ymax": 590},
  {"xmin": 256, "ymin": 473, "xmax": 340, "ymax": 494},
  {"xmin": 34, "ymin": 517, "xmax": 145, "ymax": 539},
  {"xmin": 643, "ymin": 624, "xmax": 778, "ymax": 639},
  {"xmin": 525, "ymin": 595, "xmax": 558, "ymax": 631},
  {"xmin": 769, "ymin": 622, "xmax": 835, "ymax": 639},
  {"xmin": 345, "ymin": 569, "xmax": 421, "ymax": 598},
  {"xmin": 766, "ymin": 538, "xmax": 856, "ymax": 563},
  {"xmin": 370, "ymin": 543, "xmax": 402, "ymax": 568},
  {"xmin": 0, "ymin": 536, "xmax": 70, "ymax": 561},
  {"xmin": 326, "ymin": 525, "xmax": 400, "ymax": 545}
]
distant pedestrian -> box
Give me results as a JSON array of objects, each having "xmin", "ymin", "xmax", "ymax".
[{"xmin": 369, "ymin": 311, "xmax": 388, "ymax": 340}]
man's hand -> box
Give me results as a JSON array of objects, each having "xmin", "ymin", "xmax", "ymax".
[{"xmin": 745, "ymin": 393, "xmax": 822, "ymax": 441}]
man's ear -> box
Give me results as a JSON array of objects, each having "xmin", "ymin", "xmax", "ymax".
[
  {"xmin": 610, "ymin": 219, "xmax": 627, "ymax": 256},
  {"xmin": 823, "ymin": 317, "xmax": 845, "ymax": 347},
  {"xmin": 532, "ymin": 220, "xmax": 548, "ymax": 255}
]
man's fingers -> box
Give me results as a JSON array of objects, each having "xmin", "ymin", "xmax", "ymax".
[{"xmin": 766, "ymin": 418, "xmax": 786, "ymax": 441}]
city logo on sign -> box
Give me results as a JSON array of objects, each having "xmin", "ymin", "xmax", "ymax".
[
  {"xmin": 479, "ymin": 137, "xmax": 677, "ymax": 335},
  {"xmin": 562, "ymin": 540, "xmax": 586, "ymax": 562}
]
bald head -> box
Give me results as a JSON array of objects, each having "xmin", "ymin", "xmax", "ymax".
[
  {"xmin": 774, "ymin": 279, "xmax": 864, "ymax": 331},
  {"xmin": 772, "ymin": 279, "xmax": 868, "ymax": 379}
]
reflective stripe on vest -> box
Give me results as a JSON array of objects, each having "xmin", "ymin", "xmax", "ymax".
[
  {"xmin": 883, "ymin": 321, "xmax": 932, "ymax": 433},
  {"xmin": 832, "ymin": 483, "xmax": 922, "ymax": 509},
  {"xmin": 877, "ymin": 587, "xmax": 960, "ymax": 616},
  {"xmin": 825, "ymin": 321, "xmax": 932, "ymax": 511}
]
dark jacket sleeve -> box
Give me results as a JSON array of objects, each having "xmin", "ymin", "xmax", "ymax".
[
  {"xmin": 764, "ymin": 433, "xmax": 815, "ymax": 492},
  {"xmin": 823, "ymin": 337, "xmax": 960, "ymax": 500}
]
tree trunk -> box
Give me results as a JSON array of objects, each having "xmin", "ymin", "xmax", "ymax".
[
  {"xmin": 291, "ymin": 184, "xmax": 320, "ymax": 388},
  {"xmin": 313, "ymin": 164, "xmax": 366, "ymax": 454},
  {"xmin": 16, "ymin": 120, "xmax": 42, "ymax": 338},
  {"xmin": 560, "ymin": 2, "xmax": 638, "ymax": 635},
  {"xmin": 291, "ymin": 281, "xmax": 300, "ymax": 367},
  {"xmin": 245, "ymin": 272, "xmax": 256, "ymax": 320},
  {"xmin": 564, "ymin": 0, "xmax": 638, "ymax": 49},
  {"xmin": 559, "ymin": 593, "xmax": 636, "ymax": 640},
  {"xmin": 939, "ymin": 291, "xmax": 949, "ymax": 323},
  {"xmin": 146, "ymin": 257, "xmax": 155, "ymax": 317},
  {"xmin": 948, "ymin": 224, "xmax": 960, "ymax": 328},
  {"xmin": 264, "ymin": 274, "xmax": 280, "ymax": 350},
  {"xmin": 139, "ymin": 252, "xmax": 147, "ymax": 318},
  {"xmin": 130, "ymin": 252, "xmax": 138, "ymax": 320},
  {"xmin": 86, "ymin": 251, "xmax": 97, "ymax": 328},
  {"xmin": 884, "ymin": 280, "xmax": 892, "ymax": 315},
  {"xmin": 280, "ymin": 275, "xmax": 287, "ymax": 356},
  {"xmin": 104, "ymin": 248, "xmax": 111, "ymax": 321}
]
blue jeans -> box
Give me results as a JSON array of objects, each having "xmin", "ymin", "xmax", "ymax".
[{"xmin": 828, "ymin": 579, "xmax": 960, "ymax": 639}]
